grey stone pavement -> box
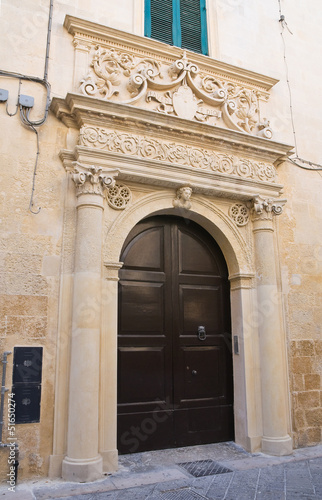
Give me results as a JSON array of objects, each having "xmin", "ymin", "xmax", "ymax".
[{"xmin": 1, "ymin": 442, "xmax": 322, "ymax": 500}]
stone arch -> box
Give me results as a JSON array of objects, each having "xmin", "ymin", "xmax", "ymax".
[{"xmin": 103, "ymin": 190, "xmax": 253, "ymax": 278}]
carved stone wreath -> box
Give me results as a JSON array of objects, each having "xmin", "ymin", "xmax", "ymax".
[
  {"xmin": 80, "ymin": 49, "xmax": 273, "ymax": 138},
  {"xmin": 105, "ymin": 183, "xmax": 131, "ymax": 209},
  {"xmin": 229, "ymin": 203, "xmax": 250, "ymax": 226}
]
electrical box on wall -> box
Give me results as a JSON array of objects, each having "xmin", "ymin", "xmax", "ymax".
[
  {"xmin": 18, "ymin": 95, "xmax": 34, "ymax": 108},
  {"xmin": 0, "ymin": 89, "xmax": 9, "ymax": 102},
  {"xmin": 12, "ymin": 347, "xmax": 43, "ymax": 424}
]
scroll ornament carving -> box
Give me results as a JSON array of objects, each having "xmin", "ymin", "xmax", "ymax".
[
  {"xmin": 173, "ymin": 186, "xmax": 192, "ymax": 210},
  {"xmin": 229, "ymin": 203, "xmax": 250, "ymax": 226},
  {"xmin": 79, "ymin": 126, "xmax": 277, "ymax": 183},
  {"xmin": 71, "ymin": 163, "xmax": 118, "ymax": 197},
  {"xmin": 105, "ymin": 183, "xmax": 131, "ymax": 209},
  {"xmin": 250, "ymin": 195, "xmax": 287, "ymax": 220},
  {"xmin": 80, "ymin": 49, "xmax": 272, "ymax": 138}
]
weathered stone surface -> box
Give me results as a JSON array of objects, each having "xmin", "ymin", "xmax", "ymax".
[{"xmin": 0, "ymin": 0, "xmax": 321, "ymax": 483}]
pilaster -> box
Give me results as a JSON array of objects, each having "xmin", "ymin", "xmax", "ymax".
[
  {"xmin": 251, "ymin": 196, "xmax": 292, "ymax": 456},
  {"xmin": 62, "ymin": 164, "xmax": 118, "ymax": 482}
]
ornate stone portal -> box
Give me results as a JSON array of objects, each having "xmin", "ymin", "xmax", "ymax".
[{"xmin": 50, "ymin": 15, "xmax": 294, "ymax": 482}]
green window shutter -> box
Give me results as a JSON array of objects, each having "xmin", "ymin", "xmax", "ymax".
[
  {"xmin": 180, "ymin": 0, "xmax": 202, "ymax": 53},
  {"xmin": 145, "ymin": 0, "xmax": 174, "ymax": 45},
  {"xmin": 145, "ymin": 0, "xmax": 208, "ymax": 56}
]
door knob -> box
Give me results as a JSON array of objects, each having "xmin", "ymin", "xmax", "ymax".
[
  {"xmin": 192, "ymin": 370, "xmax": 197, "ymax": 376},
  {"xmin": 198, "ymin": 325, "xmax": 206, "ymax": 341}
]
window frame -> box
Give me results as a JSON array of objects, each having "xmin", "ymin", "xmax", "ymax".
[{"xmin": 144, "ymin": 0, "xmax": 208, "ymax": 56}]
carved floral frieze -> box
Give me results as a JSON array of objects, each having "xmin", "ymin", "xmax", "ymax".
[
  {"xmin": 80, "ymin": 49, "xmax": 273, "ymax": 138},
  {"xmin": 79, "ymin": 126, "xmax": 277, "ymax": 183}
]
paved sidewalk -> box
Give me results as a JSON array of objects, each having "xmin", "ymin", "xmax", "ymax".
[{"xmin": 1, "ymin": 442, "xmax": 322, "ymax": 499}]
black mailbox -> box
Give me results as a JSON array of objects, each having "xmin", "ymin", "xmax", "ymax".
[{"xmin": 12, "ymin": 347, "xmax": 43, "ymax": 424}]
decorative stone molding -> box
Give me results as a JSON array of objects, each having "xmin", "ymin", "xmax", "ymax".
[
  {"xmin": 105, "ymin": 183, "xmax": 131, "ymax": 209},
  {"xmin": 229, "ymin": 203, "xmax": 250, "ymax": 227},
  {"xmin": 79, "ymin": 49, "xmax": 272, "ymax": 138},
  {"xmin": 250, "ymin": 195, "xmax": 287, "ymax": 221},
  {"xmin": 71, "ymin": 162, "xmax": 118, "ymax": 197},
  {"xmin": 103, "ymin": 261, "xmax": 123, "ymax": 281},
  {"xmin": 173, "ymin": 186, "xmax": 192, "ymax": 210},
  {"xmin": 229, "ymin": 273, "xmax": 255, "ymax": 291},
  {"xmin": 79, "ymin": 126, "xmax": 277, "ymax": 183}
]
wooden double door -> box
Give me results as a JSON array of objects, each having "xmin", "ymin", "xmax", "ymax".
[{"xmin": 117, "ymin": 216, "xmax": 234, "ymax": 454}]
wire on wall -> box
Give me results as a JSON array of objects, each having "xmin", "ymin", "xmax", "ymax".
[
  {"xmin": 278, "ymin": 0, "xmax": 322, "ymax": 172},
  {"xmin": 0, "ymin": 0, "xmax": 54, "ymax": 213}
]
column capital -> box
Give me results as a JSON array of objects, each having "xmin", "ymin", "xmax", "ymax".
[
  {"xmin": 71, "ymin": 162, "xmax": 119, "ymax": 198},
  {"xmin": 250, "ymin": 195, "xmax": 287, "ymax": 222}
]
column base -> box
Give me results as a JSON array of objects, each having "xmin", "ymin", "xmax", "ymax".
[
  {"xmin": 245, "ymin": 435, "xmax": 262, "ymax": 453},
  {"xmin": 261, "ymin": 435, "xmax": 293, "ymax": 456},
  {"xmin": 101, "ymin": 449, "xmax": 118, "ymax": 474},
  {"xmin": 48, "ymin": 454, "xmax": 64, "ymax": 478},
  {"xmin": 62, "ymin": 455, "xmax": 103, "ymax": 482}
]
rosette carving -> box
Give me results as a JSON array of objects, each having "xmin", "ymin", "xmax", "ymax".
[
  {"xmin": 106, "ymin": 184, "xmax": 131, "ymax": 209},
  {"xmin": 229, "ymin": 203, "xmax": 250, "ymax": 226},
  {"xmin": 79, "ymin": 49, "xmax": 273, "ymax": 138}
]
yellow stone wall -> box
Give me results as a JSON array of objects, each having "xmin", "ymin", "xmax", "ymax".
[{"xmin": 277, "ymin": 156, "xmax": 322, "ymax": 448}]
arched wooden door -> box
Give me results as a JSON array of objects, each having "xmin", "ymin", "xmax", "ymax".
[{"xmin": 117, "ymin": 216, "xmax": 234, "ymax": 454}]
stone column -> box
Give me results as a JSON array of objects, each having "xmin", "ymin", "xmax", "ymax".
[
  {"xmin": 251, "ymin": 196, "xmax": 292, "ymax": 456},
  {"xmin": 62, "ymin": 164, "xmax": 117, "ymax": 482}
]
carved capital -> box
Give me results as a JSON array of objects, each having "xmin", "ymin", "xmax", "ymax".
[
  {"xmin": 173, "ymin": 186, "xmax": 192, "ymax": 210},
  {"xmin": 73, "ymin": 37, "xmax": 91, "ymax": 51},
  {"xmin": 71, "ymin": 162, "xmax": 118, "ymax": 197},
  {"xmin": 250, "ymin": 195, "xmax": 287, "ymax": 221}
]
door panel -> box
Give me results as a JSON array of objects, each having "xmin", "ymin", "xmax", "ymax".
[
  {"xmin": 178, "ymin": 229, "xmax": 221, "ymax": 275},
  {"xmin": 119, "ymin": 282, "xmax": 165, "ymax": 333},
  {"xmin": 122, "ymin": 226, "xmax": 165, "ymax": 271},
  {"xmin": 117, "ymin": 216, "xmax": 234, "ymax": 453},
  {"xmin": 180, "ymin": 285, "xmax": 223, "ymax": 332},
  {"xmin": 118, "ymin": 346, "xmax": 167, "ymax": 404},
  {"xmin": 181, "ymin": 346, "xmax": 223, "ymax": 400}
]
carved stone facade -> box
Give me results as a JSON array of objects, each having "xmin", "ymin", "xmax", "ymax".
[
  {"xmin": 0, "ymin": 1, "xmax": 321, "ymax": 486},
  {"xmin": 79, "ymin": 48, "xmax": 273, "ymax": 138}
]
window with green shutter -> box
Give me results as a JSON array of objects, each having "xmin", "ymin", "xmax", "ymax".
[{"xmin": 145, "ymin": 0, "xmax": 208, "ymax": 56}]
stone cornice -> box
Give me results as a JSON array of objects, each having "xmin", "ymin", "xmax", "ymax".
[
  {"xmin": 59, "ymin": 147, "xmax": 284, "ymax": 201},
  {"xmin": 51, "ymin": 94, "xmax": 293, "ymax": 164},
  {"xmin": 64, "ymin": 15, "xmax": 278, "ymax": 92}
]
